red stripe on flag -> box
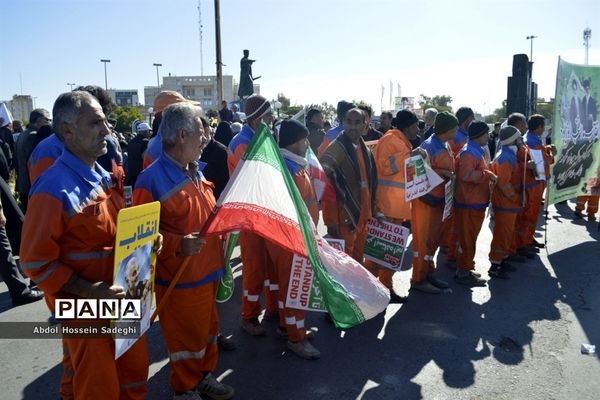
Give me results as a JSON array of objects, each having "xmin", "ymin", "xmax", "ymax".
[{"xmin": 203, "ymin": 202, "xmax": 308, "ymax": 257}]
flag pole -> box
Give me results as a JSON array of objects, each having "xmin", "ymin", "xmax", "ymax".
[{"xmin": 151, "ymin": 256, "xmax": 192, "ymax": 323}]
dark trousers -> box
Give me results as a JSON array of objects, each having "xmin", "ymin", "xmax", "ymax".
[{"xmin": 0, "ymin": 224, "xmax": 29, "ymax": 299}]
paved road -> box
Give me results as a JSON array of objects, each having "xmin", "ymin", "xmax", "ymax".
[{"xmin": 1, "ymin": 201, "xmax": 599, "ymax": 400}]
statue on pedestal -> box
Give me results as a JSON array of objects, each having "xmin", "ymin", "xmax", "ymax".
[{"xmin": 238, "ymin": 49, "xmax": 261, "ymax": 100}]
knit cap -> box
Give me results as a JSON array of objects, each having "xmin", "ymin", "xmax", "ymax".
[
  {"xmin": 434, "ymin": 111, "xmax": 459, "ymax": 134},
  {"xmin": 468, "ymin": 121, "xmax": 489, "ymax": 139},
  {"xmin": 499, "ymin": 125, "xmax": 521, "ymax": 145},
  {"xmin": 392, "ymin": 110, "xmax": 418, "ymax": 130},
  {"xmin": 278, "ymin": 119, "xmax": 309, "ymax": 148},
  {"xmin": 244, "ymin": 95, "xmax": 271, "ymax": 122}
]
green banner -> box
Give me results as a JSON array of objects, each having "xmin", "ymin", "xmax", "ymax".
[
  {"xmin": 364, "ymin": 218, "xmax": 410, "ymax": 271},
  {"xmin": 216, "ymin": 233, "xmax": 237, "ymax": 303},
  {"xmin": 549, "ymin": 58, "xmax": 600, "ymax": 204}
]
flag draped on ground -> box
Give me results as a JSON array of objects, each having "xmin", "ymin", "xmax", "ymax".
[{"xmin": 203, "ymin": 123, "xmax": 389, "ymax": 328}]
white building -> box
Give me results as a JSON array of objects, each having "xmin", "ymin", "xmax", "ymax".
[
  {"xmin": 107, "ymin": 89, "xmax": 139, "ymax": 107},
  {"xmin": 1, "ymin": 95, "xmax": 34, "ymax": 122},
  {"xmin": 144, "ymin": 74, "xmax": 258, "ymax": 111}
]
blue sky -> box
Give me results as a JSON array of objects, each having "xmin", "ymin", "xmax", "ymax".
[{"xmin": 1, "ymin": 0, "xmax": 599, "ymax": 115}]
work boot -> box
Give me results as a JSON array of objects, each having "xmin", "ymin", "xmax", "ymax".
[
  {"xmin": 506, "ymin": 253, "xmax": 527, "ymax": 263},
  {"xmin": 501, "ymin": 261, "xmax": 517, "ymax": 272},
  {"xmin": 276, "ymin": 326, "xmax": 315, "ymax": 341},
  {"xmin": 12, "ymin": 288, "xmax": 44, "ymax": 307},
  {"xmin": 517, "ymin": 247, "xmax": 536, "ymax": 259},
  {"xmin": 530, "ymin": 238, "xmax": 545, "ymax": 249},
  {"xmin": 241, "ymin": 318, "xmax": 266, "ymax": 336},
  {"xmin": 427, "ymin": 275, "xmax": 449, "ymax": 289},
  {"xmin": 410, "ymin": 280, "xmax": 441, "ymax": 294},
  {"xmin": 488, "ymin": 263, "xmax": 510, "ymax": 280},
  {"xmin": 526, "ymin": 245, "xmax": 541, "ymax": 253},
  {"xmin": 574, "ymin": 209, "xmax": 584, "ymax": 219},
  {"xmin": 589, "ymin": 214, "xmax": 597, "ymax": 222},
  {"xmin": 197, "ymin": 373, "xmax": 235, "ymax": 400},
  {"xmin": 287, "ymin": 339, "xmax": 320, "ymax": 360},
  {"xmin": 389, "ymin": 290, "xmax": 408, "ymax": 304},
  {"xmin": 173, "ymin": 391, "xmax": 202, "ymax": 400},
  {"xmin": 217, "ymin": 334, "xmax": 236, "ymax": 351},
  {"xmin": 454, "ymin": 270, "xmax": 487, "ymax": 287}
]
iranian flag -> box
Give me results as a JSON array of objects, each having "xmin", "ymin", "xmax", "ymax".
[{"xmin": 204, "ymin": 123, "xmax": 390, "ymax": 328}]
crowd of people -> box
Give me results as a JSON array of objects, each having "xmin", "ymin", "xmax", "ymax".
[{"xmin": 0, "ymin": 85, "xmax": 598, "ymax": 400}]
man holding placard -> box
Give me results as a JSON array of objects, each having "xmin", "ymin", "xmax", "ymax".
[{"xmin": 368, "ymin": 110, "xmax": 425, "ymax": 302}]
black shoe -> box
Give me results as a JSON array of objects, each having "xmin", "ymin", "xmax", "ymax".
[
  {"xmin": 517, "ymin": 247, "xmax": 536, "ymax": 259},
  {"xmin": 389, "ymin": 290, "xmax": 408, "ymax": 304},
  {"xmin": 12, "ymin": 289, "xmax": 44, "ymax": 306},
  {"xmin": 574, "ymin": 210, "xmax": 584, "ymax": 219},
  {"xmin": 530, "ymin": 239, "xmax": 545, "ymax": 249},
  {"xmin": 217, "ymin": 334, "xmax": 236, "ymax": 351},
  {"xmin": 488, "ymin": 265, "xmax": 510, "ymax": 280},
  {"xmin": 526, "ymin": 246, "xmax": 540, "ymax": 253},
  {"xmin": 501, "ymin": 261, "xmax": 517, "ymax": 272},
  {"xmin": 506, "ymin": 254, "xmax": 527, "ymax": 263},
  {"xmin": 427, "ymin": 275, "xmax": 449, "ymax": 289},
  {"xmin": 454, "ymin": 271, "xmax": 487, "ymax": 287}
]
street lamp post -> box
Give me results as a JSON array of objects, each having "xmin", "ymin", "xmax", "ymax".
[
  {"xmin": 153, "ymin": 63, "xmax": 162, "ymax": 89},
  {"xmin": 526, "ymin": 35, "xmax": 537, "ymax": 61},
  {"xmin": 67, "ymin": 83, "xmax": 76, "ymax": 91},
  {"xmin": 100, "ymin": 59, "xmax": 111, "ymax": 90}
]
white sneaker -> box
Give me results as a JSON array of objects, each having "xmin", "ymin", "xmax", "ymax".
[{"xmin": 287, "ymin": 339, "xmax": 320, "ymax": 360}]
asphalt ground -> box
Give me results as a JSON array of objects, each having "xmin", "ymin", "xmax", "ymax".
[{"xmin": 1, "ymin": 200, "xmax": 599, "ymax": 400}]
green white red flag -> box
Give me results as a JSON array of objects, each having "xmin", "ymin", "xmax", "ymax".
[{"xmin": 203, "ymin": 123, "xmax": 389, "ymax": 328}]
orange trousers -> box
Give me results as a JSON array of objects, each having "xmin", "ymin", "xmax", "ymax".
[
  {"xmin": 265, "ymin": 241, "xmax": 308, "ymax": 343},
  {"xmin": 441, "ymin": 213, "xmax": 458, "ymax": 261},
  {"xmin": 338, "ymin": 219, "xmax": 369, "ymax": 264},
  {"xmin": 411, "ymin": 199, "xmax": 443, "ymax": 283},
  {"xmin": 455, "ymin": 208, "xmax": 486, "ymax": 271},
  {"xmin": 489, "ymin": 210, "xmax": 518, "ymax": 264},
  {"xmin": 363, "ymin": 217, "xmax": 405, "ymax": 289},
  {"xmin": 64, "ymin": 334, "xmax": 148, "ymax": 400},
  {"xmin": 239, "ymin": 232, "xmax": 278, "ymax": 320},
  {"xmin": 576, "ymin": 195, "xmax": 599, "ymax": 217},
  {"xmin": 156, "ymin": 281, "xmax": 219, "ymax": 393},
  {"xmin": 513, "ymin": 183, "xmax": 545, "ymax": 250}
]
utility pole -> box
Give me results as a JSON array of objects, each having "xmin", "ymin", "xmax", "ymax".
[
  {"xmin": 153, "ymin": 63, "xmax": 162, "ymax": 88},
  {"xmin": 214, "ymin": 0, "xmax": 223, "ymax": 104},
  {"xmin": 584, "ymin": 28, "xmax": 591, "ymax": 65},
  {"xmin": 526, "ymin": 35, "xmax": 537, "ymax": 61},
  {"xmin": 100, "ymin": 59, "xmax": 111, "ymax": 90}
]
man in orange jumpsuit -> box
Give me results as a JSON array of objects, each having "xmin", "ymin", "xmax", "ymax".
[
  {"xmin": 369, "ymin": 110, "xmax": 425, "ymax": 302},
  {"xmin": 442, "ymin": 107, "xmax": 474, "ymax": 263},
  {"xmin": 265, "ymin": 119, "xmax": 321, "ymax": 360},
  {"xmin": 133, "ymin": 103, "xmax": 234, "ymax": 400},
  {"xmin": 454, "ymin": 121, "xmax": 497, "ymax": 286},
  {"xmin": 21, "ymin": 91, "xmax": 148, "ymax": 400},
  {"xmin": 488, "ymin": 126, "xmax": 525, "ymax": 279},
  {"xmin": 513, "ymin": 114, "xmax": 555, "ymax": 255},
  {"xmin": 410, "ymin": 111, "xmax": 457, "ymax": 294},
  {"xmin": 227, "ymin": 95, "xmax": 279, "ymax": 336},
  {"xmin": 575, "ymin": 194, "xmax": 599, "ymax": 222},
  {"xmin": 320, "ymin": 108, "xmax": 378, "ymax": 264}
]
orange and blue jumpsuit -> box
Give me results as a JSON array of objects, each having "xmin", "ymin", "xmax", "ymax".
[
  {"xmin": 454, "ymin": 140, "xmax": 494, "ymax": 272},
  {"xmin": 265, "ymin": 154, "xmax": 319, "ymax": 343},
  {"xmin": 142, "ymin": 133, "xmax": 162, "ymax": 169},
  {"xmin": 28, "ymin": 133, "xmax": 63, "ymax": 186},
  {"xmin": 133, "ymin": 154, "xmax": 223, "ymax": 393},
  {"xmin": 411, "ymin": 134, "xmax": 454, "ymax": 283},
  {"xmin": 489, "ymin": 146, "xmax": 523, "ymax": 265},
  {"xmin": 442, "ymin": 127, "xmax": 468, "ymax": 260},
  {"xmin": 20, "ymin": 149, "xmax": 148, "ymax": 400},
  {"xmin": 513, "ymin": 132, "xmax": 554, "ymax": 249},
  {"xmin": 227, "ymin": 125, "xmax": 279, "ymax": 321},
  {"xmin": 368, "ymin": 129, "xmax": 412, "ymax": 288}
]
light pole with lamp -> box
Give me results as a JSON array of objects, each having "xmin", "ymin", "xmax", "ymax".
[
  {"xmin": 526, "ymin": 35, "xmax": 537, "ymax": 61},
  {"xmin": 100, "ymin": 59, "xmax": 111, "ymax": 90},
  {"xmin": 67, "ymin": 83, "xmax": 76, "ymax": 91},
  {"xmin": 153, "ymin": 63, "xmax": 162, "ymax": 89}
]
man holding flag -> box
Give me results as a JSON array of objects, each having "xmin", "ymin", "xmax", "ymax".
[{"xmin": 133, "ymin": 102, "xmax": 234, "ymax": 400}]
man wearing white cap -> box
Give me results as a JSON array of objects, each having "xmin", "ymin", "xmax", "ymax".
[{"xmin": 126, "ymin": 122, "xmax": 152, "ymax": 187}]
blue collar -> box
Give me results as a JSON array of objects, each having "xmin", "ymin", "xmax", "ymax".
[
  {"xmin": 524, "ymin": 131, "xmax": 542, "ymax": 148},
  {"xmin": 158, "ymin": 152, "xmax": 206, "ymax": 184},
  {"xmin": 57, "ymin": 149, "xmax": 112, "ymax": 189}
]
